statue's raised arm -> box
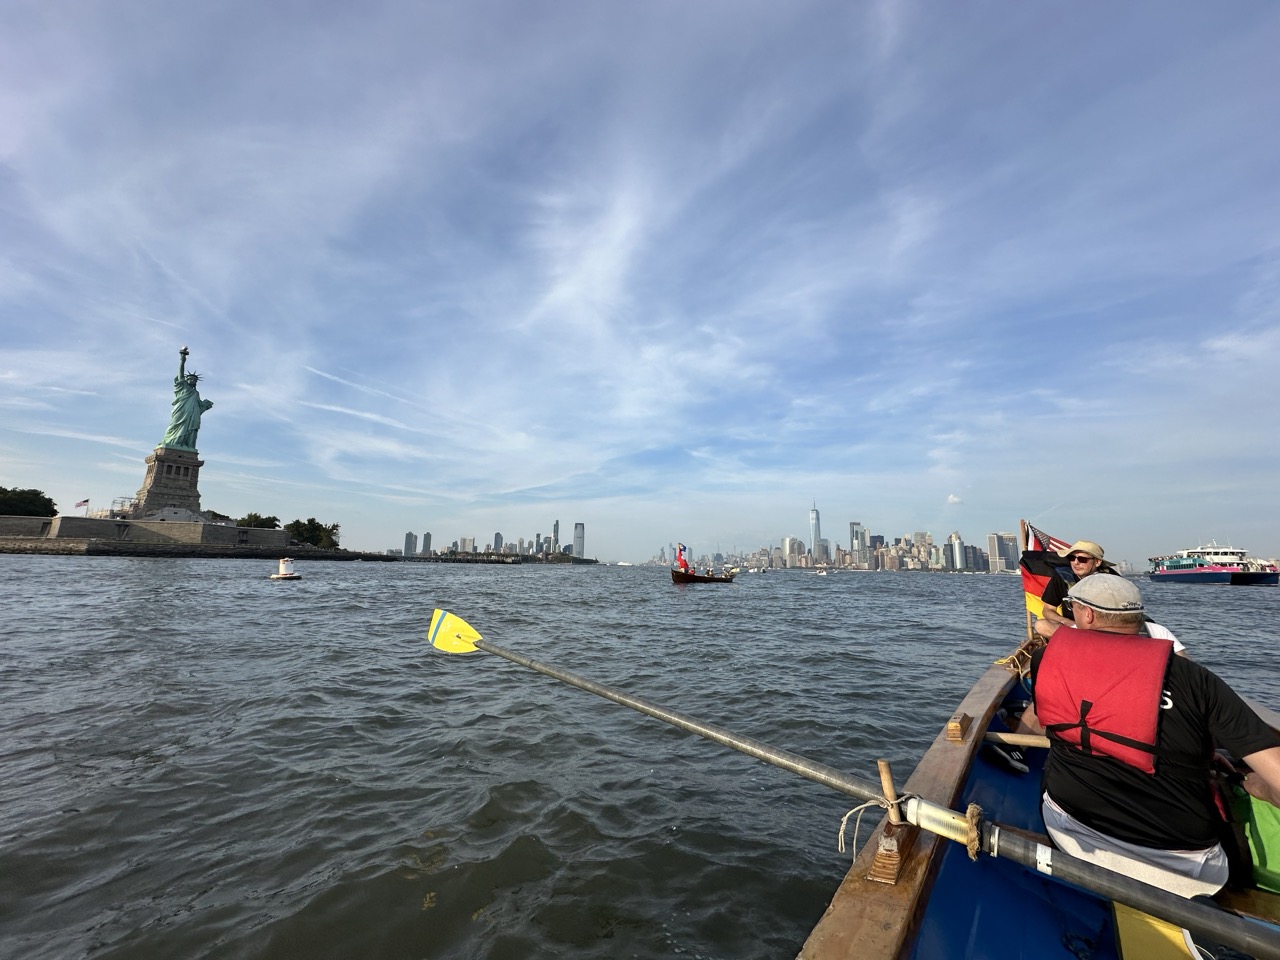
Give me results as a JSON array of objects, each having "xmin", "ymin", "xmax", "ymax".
[{"xmin": 160, "ymin": 346, "xmax": 213, "ymax": 450}]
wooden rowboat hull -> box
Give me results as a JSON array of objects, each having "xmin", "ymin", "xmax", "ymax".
[
  {"xmin": 671, "ymin": 569, "xmax": 735, "ymax": 583},
  {"xmin": 799, "ymin": 652, "xmax": 1280, "ymax": 959}
]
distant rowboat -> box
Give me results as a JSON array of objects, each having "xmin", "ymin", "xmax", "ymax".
[{"xmin": 671, "ymin": 568, "xmax": 735, "ymax": 584}]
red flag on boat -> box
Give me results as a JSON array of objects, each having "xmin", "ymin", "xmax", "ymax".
[{"xmin": 676, "ymin": 542, "xmax": 691, "ymax": 572}]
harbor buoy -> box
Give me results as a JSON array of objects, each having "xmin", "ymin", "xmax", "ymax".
[{"xmin": 269, "ymin": 558, "xmax": 302, "ymax": 580}]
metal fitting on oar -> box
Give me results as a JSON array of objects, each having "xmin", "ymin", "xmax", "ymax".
[{"xmin": 903, "ymin": 796, "xmax": 974, "ymax": 846}]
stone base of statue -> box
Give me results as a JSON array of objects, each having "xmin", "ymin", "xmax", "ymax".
[{"xmin": 132, "ymin": 446, "xmax": 205, "ymax": 519}]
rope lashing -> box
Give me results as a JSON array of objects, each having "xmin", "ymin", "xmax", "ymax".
[
  {"xmin": 837, "ymin": 792, "xmax": 918, "ymax": 853},
  {"xmin": 965, "ymin": 803, "xmax": 983, "ymax": 860}
]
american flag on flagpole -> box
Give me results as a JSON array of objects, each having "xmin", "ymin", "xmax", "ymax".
[
  {"xmin": 1024, "ymin": 522, "xmax": 1070, "ymax": 554},
  {"xmin": 75, "ymin": 499, "xmax": 89, "ymax": 509}
]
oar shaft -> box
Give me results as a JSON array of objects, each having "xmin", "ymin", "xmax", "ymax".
[
  {"xmin": 469, "ymin": 637, "xmax": 1280, "ymax": 959},
  {"xmin": 474, "ymin": 638, "xmax": 884, "ymax": 805}
]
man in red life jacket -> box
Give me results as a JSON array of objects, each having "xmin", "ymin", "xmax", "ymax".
[{"xmin": 1029, "ymin": 574, "xmax": 1280, "ymax": 897}]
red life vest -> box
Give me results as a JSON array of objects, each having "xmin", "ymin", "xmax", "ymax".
[{"xmin": 1035, "ymin": 628, "xmax": 1173, "ymax": 775}]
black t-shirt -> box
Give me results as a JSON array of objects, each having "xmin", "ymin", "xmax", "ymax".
[
  {"xmin": 1031, "ymin": 644, "xmax": 1280, "ymax": 849},
  {"xmin": 1040, "ymin": 572, "xmax": 1073, "ymax": 616}
]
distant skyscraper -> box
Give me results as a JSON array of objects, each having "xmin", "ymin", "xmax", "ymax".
[
  {"xmin": 809, "ymin": 503, "xmax": 821, "ymax": 558},
  {"xmin": 849, "ymin": 521, "xmax": 867, "ymax": 557},
  {"xmin": 422, "ymin": 532, "xmax": 431, "ymax": 555},
  {"xmin": 947, "ymin": 531, "xmax": 966, "ymax": 571},
  {"xmin": 573, "ymin": 522, "xmax": 585, "ymax": 558},
  {"xmin": 553, "ymin": 520, "xmax": 560, "ymax": 553},
  {"xmin": 782, "ymin": 536, "xmax": 804, "ymax": 567},
  {"xmin": 404, "ymin": 532, "xmax": 418, "ymax": 557},
  {"xmin": 494, "ymin": 532, "xmax": 504, "ymax": 554},
  {"xmin": 987, "ymin": 532, "xmax": 1018, "ymax": 572}
]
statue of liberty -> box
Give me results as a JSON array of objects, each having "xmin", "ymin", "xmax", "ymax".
[{"xmin": 160, "ymin": 347, "xmax": 213, "ymax": 450}]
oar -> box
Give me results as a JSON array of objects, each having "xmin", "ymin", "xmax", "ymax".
[{"xmin": 428, "ymin": 610, "xmax": 1280, "ymax": 960}]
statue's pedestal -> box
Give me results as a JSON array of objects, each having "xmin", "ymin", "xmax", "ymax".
[{"xmin": 133, "ymin": 446, "xmax": 204, "ymax": 519}]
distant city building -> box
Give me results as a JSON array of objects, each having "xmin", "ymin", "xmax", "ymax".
[
  {"xmin": 946, "ymin": 531, "xmax": 966, "ymax": 571},
  {"xmin": 553, "ymin": 520, "xmax": 560, "ymax": 553},
  {"xmin": 987, "ymin": 532, "xmax": 1018, "ymax": 572},
  {"xmin": 573, "ymin": 522, "xmax": 585, "ymax": 558},
  {"xmin": 849, "ymin": 521, "xmax": 869, "ymax": 566},
  {"xmin": 493, "ymin": 532, "xmax": 503, "ymax": 554},
  {"xmin": 964, "ymin": 543, "xmax": 986, "ymax": 571},
  {"xmin": 404, "ymin": 532, "xmax": 418, "ymax": 557},
  {"xmin": 422, "ymin": 532, "xmax": 431, "ymax": 555},
  {"xmin": 809, "ymin": 504, "xmax": 821, "ymax": 559},
  {"xmin": 460, "ymin": 537, "xmax": 475, "ymax": 553}
]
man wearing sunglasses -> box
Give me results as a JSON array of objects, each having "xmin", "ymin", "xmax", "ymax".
[
  {"xmin": 1033, "ymin": 539, "xmax": 1189, "ymax": 655},
  {"xmin": 1034, "ymin": 540, "xmax": 1113, "ymax": 639}
]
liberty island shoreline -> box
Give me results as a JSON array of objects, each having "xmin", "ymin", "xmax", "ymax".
[{"xmin": 0, "ymin": 538, "xmax": 598, "ymax": 563}]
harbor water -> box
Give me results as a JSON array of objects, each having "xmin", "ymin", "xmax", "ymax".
[{"xmin": 2, "ymin": 557, "xmax": 1277, "ymax": 959}]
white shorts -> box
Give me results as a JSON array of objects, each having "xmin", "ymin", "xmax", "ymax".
[{"xmin": 1041, "ymin": 792, "xmax": 1229, "ymax": 898}]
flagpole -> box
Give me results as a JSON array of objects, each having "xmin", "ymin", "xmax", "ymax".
[{"xmin": 1020, "ymin": 519, "xmax": 1033, "ymax": 641}]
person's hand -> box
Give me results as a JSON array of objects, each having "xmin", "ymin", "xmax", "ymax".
[{"xmin": 1244, "ymin": 773, "xmax": 1270, "ymax": 802}]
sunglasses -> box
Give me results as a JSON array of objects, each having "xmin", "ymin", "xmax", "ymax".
[{"xmin": 1068, "ymin": 554, "xmax": 1097, "ymax": 564}]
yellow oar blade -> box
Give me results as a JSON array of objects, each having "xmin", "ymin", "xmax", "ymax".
[{"xmin": 429, "ymin": 608, "xmax": 483, "ymax": 653}]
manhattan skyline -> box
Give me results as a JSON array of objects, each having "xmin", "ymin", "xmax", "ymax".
[{"xmin": 3, "ymin": 4, "xmax": 1279, "ymax": 565}]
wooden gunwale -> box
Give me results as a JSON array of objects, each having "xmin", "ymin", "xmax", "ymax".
[{"xmin": 797, "ymin": 660, "xmax": 1018, "ymax": 959}]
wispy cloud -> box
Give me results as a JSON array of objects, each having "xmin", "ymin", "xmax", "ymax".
[{"xmin": 2, "ymin": 1, "xmax": 1279, "ymax": 562}]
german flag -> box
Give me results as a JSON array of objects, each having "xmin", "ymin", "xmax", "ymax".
[{"xmin": 1019, "ymin": 521, "xmax": 1072, "ymax": 622}]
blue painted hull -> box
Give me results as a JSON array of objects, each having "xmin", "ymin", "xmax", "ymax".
[{"xmin": 908, "ymin": 685, "xmax": 1124, "ymax": 959}]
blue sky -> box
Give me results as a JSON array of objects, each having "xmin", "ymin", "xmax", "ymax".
[{"xmin": 3, "ymin": 1, "xmax": 1279, "ymax": 565}]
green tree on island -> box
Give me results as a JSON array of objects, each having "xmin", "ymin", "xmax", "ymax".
[
  {"xmin": 285, "ymin": 517, "xmax": 340, "ymax": 549},
  {"xmin": 237, "ymin": 513, "xmax": 281, "ymax": 529},
  {"xmin": 0, "ymin": 487, "xmax": 57, "ymax": 517}
]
